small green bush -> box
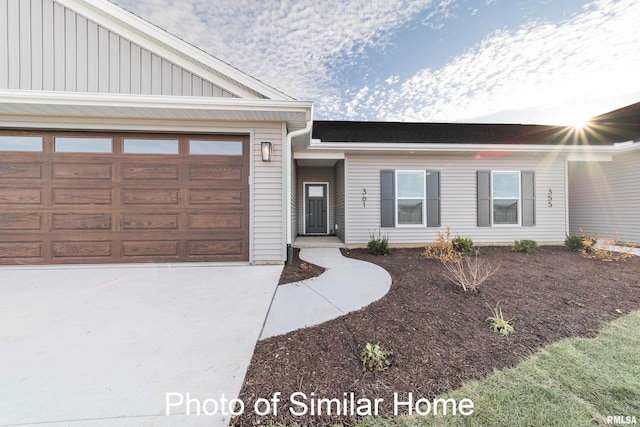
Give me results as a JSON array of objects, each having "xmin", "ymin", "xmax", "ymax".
[
  {"xmin": 368, "ymin": 229, "xmax": 390, "ymax": 256},
  {"xmin": 361, "ymin": 342, "xmax": 391, "ymax": 372},
  {"xmin": 512, "ymin": 239, "xmax": 538, "ymax": 253},
  {"xmin": 565, "ymin": 233, "xmax": 597, "ymax": 252},
  {"xmin": 452, "ymin": 236, "xmax": 474, "ymax": 255},
  {"xmin": 565, "ymin": 234, "xmax": 583, "ymax": 251},
  {"xmin": 486, "ymin": 302, "xmax": 515, "ymax": 336}
]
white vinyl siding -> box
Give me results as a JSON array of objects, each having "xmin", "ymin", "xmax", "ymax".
[
  {"xmin": 345, "ymin": 153, "xmax": 566, "ymax": 245},
  {"xmin": 252, "ymin": 122, "xmax": 287, "ymax": 263},
  {"xmin": 0, "ymin": 0, "xmax": 235, "ymax": 97},
  {"xmin": 568, "ymin": 149, "xmax": 640, "ymax": 245}
]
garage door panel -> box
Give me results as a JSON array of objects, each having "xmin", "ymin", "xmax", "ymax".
[
  {"xmin": 122, "ymin": 189, "xmax": 179, "ymax": 205},
  {"xmin": 52, "ymin": 241, "xmax": 112, "ymax": 258},
  {"xmin": 121, "ymin": 240, "xmax": 179, "ymax": 257},
  {"xmin": 0, "ymin": 163, "xmax": 42, "ymax": 178},
  {"xmin": 188, "ymin": 164, "xmax": 243, "ymax": 181},
  {"xmin": 0, "ymin": 188, "xmax": 42, "ymax": 204},
  {"xmin": 52, "ymin": 213, "xmax": 112, "ymax": 230},
  {"xmin": 122, "ymin": 164, "xmax": 179, "ymax": 180},
  {"xmin": 0, "ymin": 242, "xmax": 42, "ymax": 258},
  {"xmin": 122, "ymin": 213, "xmax": 179, "ymax": 230},
  {"xmin": 52, "ymin": 189, "xmax": 112, "ymax": 205},
  {"xmin": 188, "ymin": 189, "xmax": 244, "ymax": 205},
  {"xmin": 188, "ymin": 240, "xmax": 244, "ymax": 256},
  {"xmin": 52, "ymin": 164, "xmax": 112, "ymax": 180},
  {"xmin": 0, "ymin": 213, "xmax": 42, "ymax": 230},
  {"xmin": 188, "ymin": 213, "xmax": 243, "ymax": 230}
]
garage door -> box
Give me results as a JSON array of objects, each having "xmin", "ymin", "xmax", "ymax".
[{"xmin": 0, "ymin": 132, "xmax": 249, "ymax": 264}]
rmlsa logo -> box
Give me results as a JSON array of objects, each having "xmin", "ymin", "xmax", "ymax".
[{"xmin": 607, "ymin": 415, "xmax": 637, "ymax": 425}]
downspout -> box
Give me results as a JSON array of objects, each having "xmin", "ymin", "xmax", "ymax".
[{"xmin": 285, "ymin": 106, "xmax": 313, "ymax": 264}]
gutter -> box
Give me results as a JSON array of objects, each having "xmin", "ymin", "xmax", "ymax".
[{"xmin": 285, "ymin": 106, "xmax": 314, "ymax": 264}]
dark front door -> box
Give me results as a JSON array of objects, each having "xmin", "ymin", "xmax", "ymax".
[{"xmin": 305, "ymin": 183, "xmax": 327, "ymax": 234}]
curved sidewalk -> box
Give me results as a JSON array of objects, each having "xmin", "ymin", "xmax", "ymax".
[{"xmin": 259, "ymin": 248, "xmax": 391, "ymax": 339}]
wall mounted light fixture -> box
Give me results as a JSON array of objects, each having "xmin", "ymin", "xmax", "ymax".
[{"xmin": 261, "ymin": 141, "xmax": 272, "ymax": 162}]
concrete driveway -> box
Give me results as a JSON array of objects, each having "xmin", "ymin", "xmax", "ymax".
[{"xmin": 0, "ymin": 263, "xmax": 281, "ymax": 426}]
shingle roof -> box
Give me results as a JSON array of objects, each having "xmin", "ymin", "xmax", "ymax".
[{"xmin": 313, "ymin": 102, "xmax": 640, "ymax": 146}]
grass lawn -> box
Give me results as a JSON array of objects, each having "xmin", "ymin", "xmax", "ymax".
[{"xmin": 358, "ymin": 310, "xmax": 640, "ymax": 426}]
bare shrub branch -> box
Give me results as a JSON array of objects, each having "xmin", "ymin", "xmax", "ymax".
[{"xmin": 441, "ymin": 250, "xmax": 499, "ymax": 292}]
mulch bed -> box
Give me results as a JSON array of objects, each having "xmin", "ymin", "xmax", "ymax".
[
  {"xmin": 279, "ymin": 248, "xmax": 326, "ymax": 285},
  {"xmin": 232, "ymin": 246, "xmax": 640, "ymax": 426}
]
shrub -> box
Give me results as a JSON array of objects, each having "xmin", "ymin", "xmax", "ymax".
[
  {"xmin": 424, "ymin": 227, "xmax": 460, "ymax": 262},
  {"xmin": 564, "ymin": 234, "xmax": 584, "ymax": 251},
  {"xmin": 512, "ymin": 239, "xmax": 538, "ymax": 253},
  {"xmin": 361, "ymin": 342, "xmax": 391, "ymax": 372},
  {"xmin": 441, "ymin": 250, "xmax": 499, "ymax": 292},
  {"xmin": 452, "ymin": 236, "xmax": 474, "ymax": 255},
  {"xmin": 368, "ymin": 229, "xmax": 390, "ymax": 256},
  {"xmin": 486, "ymin": 301, "xmax": 515, "ymax": 336}
]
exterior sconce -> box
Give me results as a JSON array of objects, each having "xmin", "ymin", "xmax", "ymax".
[{"xmin": 261, "ymin": 141, "xmax": 272, "ymax": 162}]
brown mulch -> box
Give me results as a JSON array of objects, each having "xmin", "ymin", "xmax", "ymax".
[
  {"xmin": 279, "ymin": 248, "xmax": 326, "ymax": 285},
  {"xmin": 233, "ymin": 246, "xmax": 640, "ymax": 426}
]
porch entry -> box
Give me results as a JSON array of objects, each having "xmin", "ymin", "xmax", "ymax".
[{"xmin": 304, "ymin": 183, "xmax": 328, "ymax": 234}]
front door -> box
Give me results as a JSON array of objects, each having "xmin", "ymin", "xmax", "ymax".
[{"xmin": 305, "ymin": 183, "xmax": 327, "ymax": 234}]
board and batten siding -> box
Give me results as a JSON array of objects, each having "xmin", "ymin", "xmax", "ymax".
[
  {"xmin": 334, "ymin": 160, "xmax": 346, "ymax": 241},
  {"xmin": 568, "ymin": 149, "xmax": 640, "ymax": 245},
  {"xmin": 0, "ymin": 0, "xmax": 235, "ymax": 97},
  {"xmin": 345, "ymin": 153, "xmax": 567, "ymax": 245},
  {"xmin": 252, "ymin": 122, "xmax": 286, "ymax": 263},
  {"xmin": 297, "ymin": 166, "xmax": 336, "ymax": 235}
]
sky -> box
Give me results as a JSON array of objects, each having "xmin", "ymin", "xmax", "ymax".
[{"xmin": 113, "ymin": 0, "xmax": 640, "ymax": 125}]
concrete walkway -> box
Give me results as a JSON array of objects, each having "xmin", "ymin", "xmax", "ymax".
[{"xmin": 260, "ymin": 248, "xmax": 391, "ymax": 339}]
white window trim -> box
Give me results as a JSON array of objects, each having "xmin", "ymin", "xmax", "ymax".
[
  {"xmin": 395, "ymin": 170, "xmax": 426, "ymax": 227},
  {"xmin": 491, "ymin": 170, "xmax": 521, "ymax": 227}
]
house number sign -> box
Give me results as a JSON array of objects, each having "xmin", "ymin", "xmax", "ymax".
[
  {"xmin": 362, "ymin": 189, "xmax": 367, "ymax": 207},
  {"xmin": 548, "ymin": 189, "xmax": 553, "ymax": 207}
]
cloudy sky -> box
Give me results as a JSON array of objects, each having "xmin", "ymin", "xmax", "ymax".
[{"xmin": 113, "ymin": 0, "xmax": 640, "ymax": 125}]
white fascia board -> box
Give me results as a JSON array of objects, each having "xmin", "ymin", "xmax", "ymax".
[
  {"xmin": 0, "ymin": 90, "xmax": 311, "ymax": 114},
  {"xmin": 56, "ymin": 0, "xmax": 294, "ymax": 101},
  {"xmin": 566, "ymin": 153, "xmax": 613, "ymax": 162},
  {"xmin": 308, "ymin": 140, "xmax": 627, "ymax": 154}
]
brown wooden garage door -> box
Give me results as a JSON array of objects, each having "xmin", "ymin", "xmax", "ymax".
[{"xmin": 0, "ymin": 132, "xmax": 249, "ymax": 264}]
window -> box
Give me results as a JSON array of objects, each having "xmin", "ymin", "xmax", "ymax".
[
  {"xmin": 123, "ymin": 139, "xmax": 179, "ymax": 154},
  {"xmin": 54, "ymin": 137, "xmax": 112, "ymax": 153},
  {"xmin": 189, "ymin": 140, "xmax": 242, "ymax": 155},
  {"xmin": 396, "ymin": 170, "xmax": 425, "ymax": 226},
  {"xmin": 0, "ymin": 136, "xmax": 42, "ymax": 152},
  {"xmin": 492, "ymin": 171, "xmax": 520, "ymax": 225}
]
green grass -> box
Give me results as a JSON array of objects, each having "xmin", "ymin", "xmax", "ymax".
[{"xmin": 358, "ymin": 311, "xmax": 640, "ymax": 427}]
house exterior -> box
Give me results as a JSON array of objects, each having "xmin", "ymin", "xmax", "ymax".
[
  {"xmin": 0, "ymin": 0, "xmax": 638, "ymax": 267},
  {"xmin": 0, "ymin": 0, "xmax": 312, "ymax": 265}
]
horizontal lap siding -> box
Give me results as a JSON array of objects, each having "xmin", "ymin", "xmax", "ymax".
[
  {"xmin": 0, "ymin": 0, "xmax": 233, "ymax": 97},
  {"xmin": 569, "ymin": 149, "xmax": 640, "ymax": 244},
  {"xmin": 252, "ymin": 123, "xmax": 286, "ymax": 262},
  {"xmin": 345, "ymin": 153, "xmax": 567, "ymax": 245}
]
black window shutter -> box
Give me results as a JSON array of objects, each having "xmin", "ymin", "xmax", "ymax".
[
  {"xmin": 522, "ymin": 171, "xmax": 536, "ymax": 226},
  {"xmin": 380, "ymin": 170, "xmax": 395, "ymax": 227},
  {"xmin": 426, "ymin": 170, "xmax": 441, "ymax": 227},
  {"xmin": 477, "ymin": 170, "xmax": 491, "ymax": 227}
]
